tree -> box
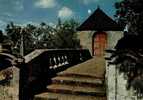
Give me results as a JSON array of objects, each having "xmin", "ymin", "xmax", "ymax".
[
  {"xmin": 115, "ymin": 0, "xmax": 143, "ymax": 35},
  {"xmin": 0, "ymin": 30, "xmax": 9, "ymax": 43},
  {"xmin": 107, "ymin": 0, "xmax": 143, "ymax": 97},
  {"xmin": 4, "ymin": 19, "xmax": 80, "ymax": 56},
  {"xmin": 54, "ymin": 19, "xmax": 80, "ymax": 48},
  {"xmin": 36, "ymin": 22, "xmax": 56, "ymax": 49},
  {"xmin": 0, "ymin": 30, "xmax": 4, "ymax": 43},
  {"xmin": 5, "ymin": 22, "xmax": 34, "ymax": 55}
]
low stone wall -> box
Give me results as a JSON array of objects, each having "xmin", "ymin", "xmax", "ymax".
[
  {"xmin": 106, "ymin": 63, "xmax": 143, "ymax": 100},
  {"xmin": 0, "ymin": 66, "xmax": 19, "ymax": 100}
]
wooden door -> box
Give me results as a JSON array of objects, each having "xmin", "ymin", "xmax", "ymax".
[{"xmin": 93, "ymin": 32, "xmax": 107, "ymax": 56}]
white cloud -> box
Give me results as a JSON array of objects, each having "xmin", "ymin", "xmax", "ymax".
[
  {"xmin": 82, "ymin": 0, "xmax": 99, "ymax": 5},
  {"xmin": 0, "ymin": 20, "xmax": 6, "ymax": 26},
  {"xmin": 48, "ymin": 22, "xmax": 55, "ymax": 26},
  {"xmin": 58, "ymin": 7, "xmax": 74, "ymax": 18},
  {"xmin": 0, "ymin": 0, "xmax": 24, "ymax": 15},
  {"xmin": 19, "ymin": 21, "xmax": 39, "ymax": 27},
  {"xmin": 15, "ymin": 1, "xmax": 24, "ymax": 11},
  {"xmin": 0, "ymin": 20, "xmax": 6, "ymax": 31},
  {"xmin": 2, "ymin": 12, "xmax": 13, "ymax": 17},
  {"xmin": 35, "ymin": 0, "xmax": 57, "ymax": 8}
]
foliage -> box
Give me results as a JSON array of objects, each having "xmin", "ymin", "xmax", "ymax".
[
  {"xmin": 115, "ymin": 0, "xmax": 143, "ymax": 35},
  {"xmin": 114, "ymin": 0, "xmax": 129, "ymax": 26},
  {"xmin": 0, "ymin": 30, "xmax": 4, "ymax": 43},
  {"xmin": 4, "ymin": 19, "xmax": 80, "ymax": 56},
  {"xmin": 5, "ymin": 22, "xmax": 34, "ymax": 55},
  {"xmin": 54, "ymin": 19, "xmax": 80, "ymax": 48},
  {"xmin": 0, "ymin": 30, "xmax": 9, "ymax": 43},
  {"xmin": 107, "ymin": 0, "xmax": 143, "ymax": 97}
]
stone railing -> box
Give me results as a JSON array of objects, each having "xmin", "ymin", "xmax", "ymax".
[
  {"xmin": 0, "ymin": 48, "xmax": 92, "ymax": 100},
  {"xmin": 19, "ymin": 49, "xmax": 92, "ymax": 100},
  {"xmin": 25, "ymin": 49, "xmax": 92, "ymax": 67}
]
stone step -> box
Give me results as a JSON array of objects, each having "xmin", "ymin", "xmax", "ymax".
[
  {"xmin": 34, "ymin": 92, "xmax": 107, "ymax": 100},
  {"xmin": 46, "ymin": 84, "xmax": 106, "ymax": 97},
  {"xmin": 52, "ymin": 76, "xmax": 103, "ymax": 87},
  {"xmin": 57, "ymin": 73, "xmax": 104, "ymax": 79}
]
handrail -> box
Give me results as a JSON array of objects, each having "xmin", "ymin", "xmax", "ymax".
[
  {"xmin": 21, "ymin": 49, "xmax": 92, "ymax": 100},
  {"xmin": 0, "ymin": 53, "xmax": 17, "ymax": 60},
  {"xmin": 24, "ymin": 49, "xmax": 92, "ymax": 67},
  {"xmin": 24, "ymin": 49, "xmax": 46, "ymax": 63}
]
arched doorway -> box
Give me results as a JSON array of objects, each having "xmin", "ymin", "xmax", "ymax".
[{"xmin": 92, "ymin": 32, "xmax": 107, "ymax": 56}]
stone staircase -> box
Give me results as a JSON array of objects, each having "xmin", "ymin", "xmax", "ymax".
[
  {"xmin": 35, "ymin": 73, "xmax": 106, "ymax": 100},
  {"xmin": 34, "ymin": 57, "xmax": 106, "ymax": 100}
]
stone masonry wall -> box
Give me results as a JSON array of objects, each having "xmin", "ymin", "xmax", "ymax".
[
  {"xmin": 0, "ymin": 66, "xmax": 19, "ymax": 100},
  {"xmin": 106, "ymin": 31, "xmax": 143, "ymax": 100},
  {"xmin": 77, "ymin": 31, "xmax": 94, "ymax": 54}
]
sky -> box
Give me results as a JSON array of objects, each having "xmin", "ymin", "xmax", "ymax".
[{"xmin": 0, "ymin": 0, "xmax": 119, "ymax": 31}]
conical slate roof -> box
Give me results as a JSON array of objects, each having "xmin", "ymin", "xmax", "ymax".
[{"xmin": 77, "ymin": 8, "xmax": 123, "ymax": 31}]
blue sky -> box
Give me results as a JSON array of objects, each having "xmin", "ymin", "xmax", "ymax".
[{"xmin": 0, "ymin": 0, "xmax": 119, "ymax": 31}]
